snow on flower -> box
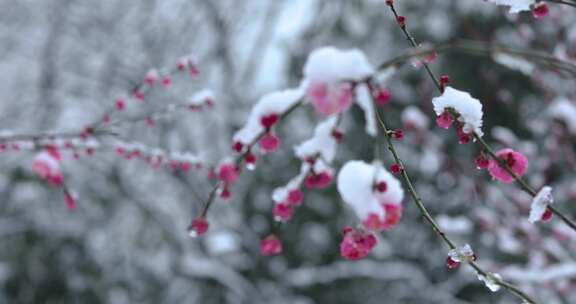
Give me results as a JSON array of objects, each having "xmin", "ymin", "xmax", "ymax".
[
  {"xmin": 337, "ymin": 160, "xmax": 404, "ymax": 231},
  {"xmin": 548, "ymin": 97, "xmax": 576, "ymax": 135},
  {"xmin": 294, "ymin": 116, "xmax": 339, "ymax": 163},
  {"xmin": 189, "ymin": 89, "xmax": 215, "ymax": 106},
  {"xmin": 32, "ymin": 149, "xmax": 64, "ymax": 187},
  {"xmin": 401, "ymin": 106, "xmax": 429, "ymax": 130},
  {"xmin": 233, "ymin": 88, "xmax": 304, "ymax": 144},
  {"xmin": 303, "ymin": 47, "xmax": 374, "ymax": 116},
  {"xmin": 488, "ymin": 148, "xmax": 528, "ymax": 183},
  {"xmin": 340, "ymin": 227, "xmax": 378, "ymax": 260},
  {"xmin": 355, "ymin": 83, "xmax": 377, "ymax": 136},
  {"xmin": 529, "ymin": 186, "xmax": 554, "ymax": 224},
  {"xmin": 486, "ymin": 0, "xmax": 535, "ymax": 13},
  {"xmin": 477, "ymin": 272, "xmax": 503, "ymax": 292},
  {"xmin": 432, "ymin": 87, "xmax": 484, "ymax": 137},
  {"xmin": 448, "ymin": 244, "xmax": 475, "ymax": 263}
]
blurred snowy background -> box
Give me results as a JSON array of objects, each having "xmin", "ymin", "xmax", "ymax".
[{"xmin": 1, "ymin": 0, "xmax": 576, "ymax": 303}]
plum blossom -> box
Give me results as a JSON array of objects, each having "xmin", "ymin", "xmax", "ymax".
[
  {"xmin": 487, "ymin": 148, "xmax": 528, "ymax": 183},
  {"xmin": 529, "ymin": 186, "xmax": 554, "ymax": 224},
  {"xmin": 303, "ymin": 47, "xmax": 374, "ymax": 116},
  {"xmin": 340, "ymin": 227, "xmax": 378, "ymax": 260},
  {"xmin": 446, "ymin": 244, "xmax": 476, "ymax": 269},
  {"xmin": 337, "ymin": 160, "xmax": 404, "ymax": 231},
  {"xmin": 432, "ymin": 87, "xmax": 484, "ymax": 137},
  {"xmin": 32, "ymin": 149, "xmax": 64, "ymax": 187},
  {"xmin": 260, "ymin": 234, "xmax": 283, "ymax": 256}
]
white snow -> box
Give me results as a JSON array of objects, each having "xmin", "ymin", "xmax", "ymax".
[
  {"xmin": 272, "ymin": 163, "xmax": 310, "ymax": 203},
  {"xmin": 303, "ymin": 47, "xmax": 374, "ymax": 84},
  {"xmin": 337, "ymin": 160, "xmax": 403, "ymax": 221},
  {"xmin": 233, "ymin": 87, "xmax": 304, "ymax": 144},
  {"xmin": 548, "ymin": 97, "xmax": 576, "ymax": 135},
  {"xmin": 529, "ymin": 186, "xmax": 553, "ymax": 224},
  {"xmin": 295, "ymin": 116, "xmax": 339, "ymax": 162},
  {"xmin": 436, "ymin": 215, "xmax": 472, "ymax": 234},
  {"xmin": 477, "ymin": 272, "xmax": 502, "ymax": 292},
  {"xmin": 190, "ymin": 89, "xmax": 215, "ymax": 106},
  {"xmin": 448, "ymin": 244, "xmax": 474, "ymax": 262},
  {"xmin": 401, "ymin": 106, "xmax": 429, "ymax": 130},
  {"xmin": 493, "ymin": 52, "xmax": 534, "ymax": 75},
  {"xmin": 355, "ymin": 83, "xmax": 377, "ymax": 136},
  {"xmin": 486, "ymin": 0, "xmax": 535, "ymax": 13},
  {"xmin": 432, "ymin": 87, "xmax": 484, "ymax": 136}
]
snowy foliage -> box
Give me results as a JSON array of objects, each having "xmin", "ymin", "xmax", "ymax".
[{"xmin": 486, "ymin": 0, "xmax": 535, "ymax": 13}]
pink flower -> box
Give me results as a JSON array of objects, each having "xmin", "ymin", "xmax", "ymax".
[
  {"xmin": 188, "ymin": 217, "xmax": 209, "ymax": 237},
  {"xmin": 273, "ymin": 203, "xmax": 294, "ymax": 222},
  {"xmin": 260, "ymin": 234, "xmax": 283, "ymax": 256},
  {"xmin": 259, "ymin": 133, "xmax": 280, "ymax": 153},
  {"xmin": 307, "ymin": 81, "xmax": 353, "ymax": 116},
  {"xmin": 456, "ymin": 124, "xmax": 472, "ymax": 144},
  {"xmin": 32, "ymin": 150, "xmax": 64, "ymax": 187},
  {"xmin": 446, "ymin": 256, "xmax": 460, "ymax": 269},
  {"xmin": 161, "ymin": 76, "xmax": 172, "ymax": 88},
  {"xmin": 488, "ymin": 148, "xmax": 528, "ymax": 183},
  {"xmin": 287, "ymin": 189, "xmax": 304, "ymax": 206},
  {"xmin": 381, "ymin": 203, "xmax": 402, "ymax": 230},
  {"xmin": 436, "ymin": 110, "xmax": 454, "ymax": 129},
  {"xmin": 218, "ymin": 163, "xmax": 240, "ymax": 184},
  {"xmin": 340, "ymin": 228, "xmax": 378, "ymax": 261},
  {"xmin": 532, "ymin": 2, "xmax": 548, "ymax": 19},
  {"xmin": 362, "ymin": 213, "xmax": 384, "ymax": 231},
  {"xmin": 304, "ymin": 172, "xmax": 333, "ymax": 189}
]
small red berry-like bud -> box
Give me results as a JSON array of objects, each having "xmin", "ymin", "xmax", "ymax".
[
  {"xmin": 232, "ymin": 141, "xmax": 244, "ymax": 153},
  {"xmin": 103, "ymin": 114, "xmax": 111, "ymax": 125},
  {"xmin": 375, "ymin": 181, "xmax": 388, "ymax": 192},
  {"xmin": 260, "ymin": 234, "xmax": 283, "ymax": 256},
  {"xmin": 220, "ymin": 186, "xmax": 232, "ymax": 200},
  {"xmin": 390, "ymin": 163, "xmax": 403, "ymax": 174},
  {"xmin": 396, "ymin": 16, "xmax": 406, "ymax": 27},
  {"xmin": 260, "ymin": 114, "xmax": 280, "ymax": 130},
  {"xmin": 245, "ymin": 151, "xmax": 257, "ymax": 165},
  {"xmin": 331, "ymin": 129, "xmax": 344, "ymax": 143},
  {"xmin": 475, "ymin": 153, "xmax": 490, "ymax": 170},
  {"xmin": 446, "ymin": 256, "xmax": 460, "ymax": 269},
  {"xmin": 440, "ymin": 75, "xmax": 450, "ymax": 85},
  {"xmin": 532, "ymin": 2, "xmax": 548, "ymax": 19},
  {"xmin": 457, "ymin": 124, "xmax": 472, "ymax": 144},
  {"xmin": 542, "ymin": 208, "xmax": 553, "ymax": 222},
  {"xmin": 188, "ymin": 217, "xmax": 209, "ymax": 237},
  {"xmin": 375, "ymin": 88, "xmax": 391, "ymax": 106},
  {"xmin": 385, "ymin": 0, "xmax": 393, "ymax": 6},
  {"xmin": 342, "ymin": 226, "xmax": 354, "ymax": 234},
  {"xmin": 390, "ymin": 129, "xmax": 404, "ymax": 140}
]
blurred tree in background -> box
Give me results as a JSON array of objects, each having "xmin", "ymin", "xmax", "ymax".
[{"xmin": 0, "ymin": 0, "xmax": 575, "ymax": 303}]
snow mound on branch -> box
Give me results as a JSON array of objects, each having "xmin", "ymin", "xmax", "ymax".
[
  {"xmin": 190, "ymin": 89, "xmax": 215, "ymax": 105},
  {"xmin": 487, "ymin": 0, "xmax": 534, "ymax": 13},
  {"xmin": 337, "ymin": 160, "xmax": 403, "ymax": 221},
  {"xmin": 432, "ymin": 87, "xmax": 484, "ymax": 136},
  {"xmin": 233, "ymin": 87, "xmax": 304, "ymax": 144},
  {"xmin": 303, "ymin": 47, "xmax": 374, "ymax": 83},
  {"xmin": 355, "ymin": 83, "xmax": 377, "ymax": 136},
  {"xmin": 548, "ymin": 97, "xmax": 576, "ymax": 135},
  {"xmin": 295, "ymin": 116, "xmax": 339, "ymax": 162},
  {"xmin": 529, "ymin": 186, "xmax": 553, "ymax": 223}
]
